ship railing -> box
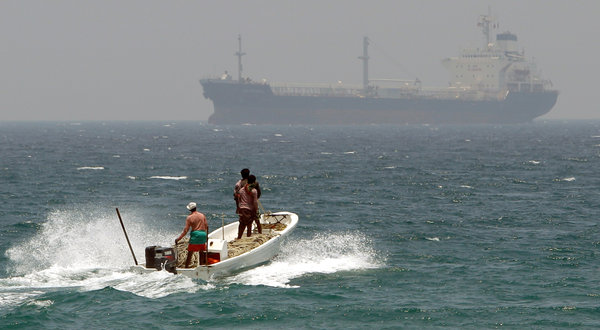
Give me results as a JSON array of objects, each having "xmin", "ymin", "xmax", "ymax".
[
  {"xmin": 201, "ymin": 76, "xmax": 269, "ymax": 85},
  {"xmin": 370, "ymin": 79, "xmax": 420, "ymax": 86},
  {"xmin": 270, "ymin": 82, "xmax": 364, "ymax": 97},
  {"xmin": 506, "ymin": 80, "xmax": 551, "ymax": 93},
  {"xmin": 269, "ymin": 82, "xmax": 507, "ymax": 100},
  {"xmin": 417, "ymin": 87, "xmax": 507, "ymax": 101}
]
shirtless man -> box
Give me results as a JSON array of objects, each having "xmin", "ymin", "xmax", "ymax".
[{"xmin": 175, "ymin": 202, "xmax": 208, "ymax": 268}]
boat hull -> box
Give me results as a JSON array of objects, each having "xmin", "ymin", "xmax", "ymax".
[
  {"xmin": 201, "ymin": 80, "xmax": 558, "ymax": 125},
  {"xmin": 131, "ymin": 212, "xmax": 298, "ymax": 281}
]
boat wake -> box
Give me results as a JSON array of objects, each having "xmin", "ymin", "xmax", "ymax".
[
  {"xmin": 1, "ymin": 207, "xmax": 207, "ymax": 307},
  {"xmin": 225, "ymin": 232, "xmax": 385, "ymax": 288},
  {"xmin": 2, "ymin": 208, "xmax": 383, "ymax": 308}
]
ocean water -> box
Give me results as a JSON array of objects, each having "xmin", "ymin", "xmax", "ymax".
[{"xmin": 1, "ymin": 121, "xmax": 599, "ymax": 328}]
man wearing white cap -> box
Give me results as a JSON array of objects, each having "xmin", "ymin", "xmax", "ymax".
[{"xmin": 175, "ymin": 202, "xmax": 208, "ymax": 268}]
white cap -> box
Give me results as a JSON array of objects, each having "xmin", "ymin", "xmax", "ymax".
[{"xmin": 186, "ymin": 202, "xmax": 196, "ymax": 211}]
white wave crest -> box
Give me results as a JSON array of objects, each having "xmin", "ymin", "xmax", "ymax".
[{"xmin": 150, "ymin": 176, "xmax": 187, "ymax": 180}]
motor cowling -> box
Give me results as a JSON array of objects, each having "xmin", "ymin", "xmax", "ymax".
[{"xmin": 145, "ymin": 246, "xmax": 177, "ymax": 274}]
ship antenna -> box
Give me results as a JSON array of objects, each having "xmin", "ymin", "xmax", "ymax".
[
  {"xmin": 358, "ymin": 36, "xmax": 370, "ymax": 95},
  {"xmin": 235, "ymin": 34, "xmax": 246, "ymax": 82}
]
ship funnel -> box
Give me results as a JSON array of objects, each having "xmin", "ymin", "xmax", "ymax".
[{"xmin": 496, "ymin": 32, "xmax": 518, "ymax": 52}]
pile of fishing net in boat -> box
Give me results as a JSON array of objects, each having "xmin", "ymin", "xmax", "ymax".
[
  {"xmin": 226, "ymin": 232, "xmax": 275, "ymax": 258},
  {"xmin": 173, "ymin": 229, "xmax": 283, "ymax": 268},
  {"xmin": 174, "ymin": 238, "xmax": 200, "ymax": 268}
]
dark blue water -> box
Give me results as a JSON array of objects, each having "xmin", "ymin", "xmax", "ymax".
[{"xmin": 1, "ymin": 121, "xmax": 600, "ymax": 328}]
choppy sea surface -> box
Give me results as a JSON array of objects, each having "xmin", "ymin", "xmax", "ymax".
[{"xmin": 1, "ymin": 121, "xmax": 600, "ymax": 328}]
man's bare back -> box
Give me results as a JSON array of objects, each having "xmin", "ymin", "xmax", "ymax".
[
  {"xmin": 186, "ymin": 211, "xmax": 207, "ymax": 232},
  {"xmin": 176, "ymin": 210, "xmax": 208, "ymax": 244}
]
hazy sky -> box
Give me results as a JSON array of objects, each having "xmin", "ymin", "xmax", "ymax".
[{"xmin": 1, "ymin": 1, "xmax": 599, "ymax": 121}]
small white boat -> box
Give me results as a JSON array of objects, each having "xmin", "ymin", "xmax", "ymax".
[{"xmin": 130, "ymin": 211, "xmax": 298, "ymax": 281}]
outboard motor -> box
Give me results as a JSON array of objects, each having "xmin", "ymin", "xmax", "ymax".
[
  {"xmin": 145, "ymin": 246, "xmax": 177, "ymax": 274},
  {"xmin": 145, "ymin": 246, "xmax": 157, "ymax": 268}
]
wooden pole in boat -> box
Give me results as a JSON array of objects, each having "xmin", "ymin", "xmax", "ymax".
[
  {"xmin": 258, "ymin": 200, "xmax": 267, "ymax": 215},
  {"xmin": 221, "ymin": 213, "xmax": 225, "ymax": 241},
  {"xmin": 257, "ymin": 200, "xmax": 271, "ymax": 234},
  {"xmin": 116, "ymin": 208, "xmax": 138, "ymax": 265},
  {"xmin": 205, "ymin": 229, "xmax": 210, "ymax": 278}
]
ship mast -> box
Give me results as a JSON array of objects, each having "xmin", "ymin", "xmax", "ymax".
[
  {"xmin": 235, "ymin": 35, "xmax": 246, "ymax": 82},
  {"xmin": 358, "ymin": 36, "xmax": 370, "ymax": 95},
  {"xmin": 478, "ymin": 7, "xmax": 495, "ymax": 47}
]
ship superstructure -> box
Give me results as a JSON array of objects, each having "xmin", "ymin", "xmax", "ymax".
[{"xmin": 441, "ymin": 13, "xmax": 551, "ymax": 96}]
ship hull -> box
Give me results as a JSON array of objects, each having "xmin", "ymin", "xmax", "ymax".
[{"xmin": 201, "ymin": 80, "xmax": 558, "ymax": 125}]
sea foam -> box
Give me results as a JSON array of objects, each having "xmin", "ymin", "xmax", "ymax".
[
  {"xmin": 226, "ymin": 232, "xmax": 384, "ymax": 288},
  {"xmin": 1, "ymin": 207, "xmax": 203, "ymax": 302}
]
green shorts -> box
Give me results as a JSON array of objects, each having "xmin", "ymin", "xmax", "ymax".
[{"xmin": 189, "ymin": 230, "xmax": 207, "ymax": 245}]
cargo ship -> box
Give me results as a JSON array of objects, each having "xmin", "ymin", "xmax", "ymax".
[{"xmin": 200, "ymin": 13, "xmax": 558, "ymax": 125}]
